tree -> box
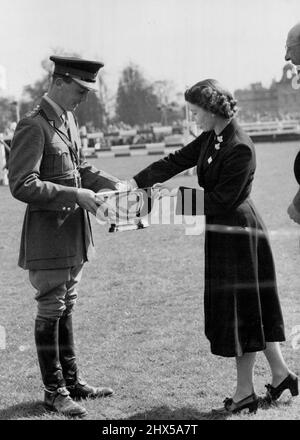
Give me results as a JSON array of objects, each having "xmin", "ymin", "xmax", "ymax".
[
  {"xmin": 153, "ymin": 80, "xmax": 185, "ymax": 125},
  {"xmin": 0, "ymin": 98, "xmax": 17, "ymax": 133},
  {"xmin": 115, "ymin": 64, "xmax": 160, "ymax": 126},
  {"xmin": 75, "ymin": 89, "xmax": 106, "ymax": 130},
  {"xmin": 19, "ymin": 51, "xmax": 56, "ymax": 117},
  {"xmin": 19, "ymin": 76, "xmax": 50, "ymax": 117}
]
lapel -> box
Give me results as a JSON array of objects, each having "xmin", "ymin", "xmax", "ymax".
[
  {"xmin": 199, "ymin": 131, "xmax": 214, "ymax": 159},
  {"xmin": 39, "ymin": 97, "xmax": 71, "ymax": 147},
  {"xmin": 66, "ymin": 111, "xmax": 80, "ymax": 153},
  {"xmin": 201, "ymin": 119, "xmax": 238, "ymax": 174}
]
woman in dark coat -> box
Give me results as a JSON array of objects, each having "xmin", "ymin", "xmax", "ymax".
[{"xmin": 128, "ymin": 79, "xmax": 298, "ymax": 414}]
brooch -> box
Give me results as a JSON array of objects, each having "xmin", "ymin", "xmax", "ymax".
[
  {"xmin": 214, "ymin": 135, "xmax": 223, "ymax": 151},
  {"xmin": 208, "ymin": 134, "xmax": 224, "ymax": 164}
]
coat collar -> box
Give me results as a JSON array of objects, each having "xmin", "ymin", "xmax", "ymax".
[
  {"xmin": 200, "ymin": 119, "xmax": 238, "ymax": 174},
  {"xmin": 214, "ymin": 118, "xmax": 238, "ymax": 144},
  {"xmin": 40, "ymin": 96, "xmax": 63, "ymax": 124},
  {"xmin": 39, "ymin": 96, "xmax": 70, "ymax": 141}
]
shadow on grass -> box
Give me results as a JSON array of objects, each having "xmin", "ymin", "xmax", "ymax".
[
  {"xmin": 125, "ymin": 399, "xmax": 297, "ymax": 420},
  {"xmin": 126, "ymin": 405, "xmax": 232, "ymax": 420},
  {"xmin": 0, "ymin": 400, "xmax": 46, "ymax": 420},
  {"xmin": 0, "ymin": 403, "xmax": 243, "ymax": 421},
  {"xmin": 3, "ymin": 399, "xmax": 293, "ymax": 421}
]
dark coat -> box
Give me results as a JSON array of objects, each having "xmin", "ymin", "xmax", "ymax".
[
  {"xmin": 134, "ymin": 119, "xmax": 285, "ymax": 357},
  {"xmin": 9, "ymin": 97, "xmax": 119, "ymax": 270},
  {"xmin": 292, "ymin": 150, "xmax": 300, "ymax": 211}
]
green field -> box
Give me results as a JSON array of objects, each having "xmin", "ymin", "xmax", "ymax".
[{"xmin": 1, "ymin": 142, "xmax": 300, "ymax": 420}]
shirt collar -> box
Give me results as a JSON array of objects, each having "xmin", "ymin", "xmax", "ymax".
[{"xmin": 44, "ymin": 94, "xmax": 65, "ymax": 119}]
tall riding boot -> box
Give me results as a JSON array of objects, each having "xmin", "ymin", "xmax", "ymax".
[
  {"xmin": 34, "ymin": 318, "xmax": 87, "ymax": 417},
  {"xmin": 59, "ymin": 311, "xmax": 113, "ymax": 400},
  {"xmin": 58, "ymin": 311, "xmax": 78, "ymax": 385},
  {"xmin": 35, "ymin": 318, "xmax": 65, "ymax": 390}
]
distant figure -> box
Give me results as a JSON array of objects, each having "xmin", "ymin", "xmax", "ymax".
[
  {"xmin": 0, "ymin": 137, "xmax": 6, "ymax": 185},
  {"xmin": 285, "ymin": 22, "xmax": 300, "ymax": 67},
  {"xmin": 126, "ymin": 79, "xmax": 298, "ymax": 414},
  {"xmin": 0, "ymin": 135, "xmax": 10, "ymax": 185},
  {"xmin": 0, "ymin": 122, "xmax": 16, "ymax": 184},
  {"xmin": 285, "ymin": 23, "xmax": 300, "ymax": 224}
]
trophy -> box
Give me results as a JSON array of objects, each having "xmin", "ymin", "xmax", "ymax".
[
  {"xmin": 95, "ymin": 187, "xmax": 153, "ymax": 232},
  {"xmin": 95, "ymin": 185, "xmax": 205, "ymax": 235}
]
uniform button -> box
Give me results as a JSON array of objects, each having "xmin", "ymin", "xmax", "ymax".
[
  {"xmin": 62, "ymin": 207, "xmax": 66, "ymax": 211},
  {"xmin": 67, "ymin": 207, "xmax": 71, "ymax": 211}
]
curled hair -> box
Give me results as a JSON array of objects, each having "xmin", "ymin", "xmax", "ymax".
[{"xmin": 185, "ymin": 79, "xmax": 238, "ymax": 119}]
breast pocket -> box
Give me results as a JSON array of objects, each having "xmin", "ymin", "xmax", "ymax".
[{"xmin": 41, "ymin": 142, "xmax": 74, "ymax": 176}]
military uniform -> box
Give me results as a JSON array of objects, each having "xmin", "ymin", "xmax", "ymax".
[
  {"xmin": 9, "ymin": 96, "xmax": 118, "ymax": 271},
  {"xmin": 8, "ymin": 56, "xmax": 116, "ymax": 416}
]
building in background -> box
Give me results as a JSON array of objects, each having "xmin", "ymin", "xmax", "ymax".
[{"xmin": 235, "ymin": 64, "xmax": 300, "ymax": 122}]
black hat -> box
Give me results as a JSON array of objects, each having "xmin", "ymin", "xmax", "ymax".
[{"xmin": 50, "ymin": 55, "xmax": 104, "ymax": 91}]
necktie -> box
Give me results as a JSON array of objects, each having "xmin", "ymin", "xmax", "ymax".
[
  {"xmin": 61, "ymin": 112, "xmax": 71, "ymax": 139},
  {"xmin": 61, "ymin": 112, "xmax": 80, "ymax": 165}
]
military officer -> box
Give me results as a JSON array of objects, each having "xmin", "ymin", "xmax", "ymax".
[
  {"xmin": 9, "ymin": 56, "xmax": 119, "ymax": 417},
  {"xmin": 285, "ymin": 23, "xmax": 300, "ymax": 224}
]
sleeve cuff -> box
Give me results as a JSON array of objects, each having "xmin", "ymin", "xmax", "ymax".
[{"xmin": 129, "ymin": 178, "xmax": 138, "ymax": 189}]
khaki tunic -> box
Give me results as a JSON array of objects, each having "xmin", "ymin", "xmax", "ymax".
[{"xmin": 9, "ymin": 97, "xmax": 119, "ymax": 270}]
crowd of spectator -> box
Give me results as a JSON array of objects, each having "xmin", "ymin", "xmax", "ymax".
[{"xmin": 86, "ymin": 120, "xmax": 185, "ymax": 149}]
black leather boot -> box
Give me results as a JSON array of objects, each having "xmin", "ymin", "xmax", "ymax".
[
  {"xmin": 59, "ymin": 312, "xmax": 114, "ymax": 400},
  {"xmin": 35, "ymin": 318, "xmax": 87, "ymax": 417},
  {"xmin": 35, "ymin": 318, "xmax": 65, "ymax": 391},
  {"xmin": 58, "ymin": 311, "xmax": 78, "ymax": 385}
]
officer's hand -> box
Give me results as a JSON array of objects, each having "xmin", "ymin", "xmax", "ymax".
[
  {"xmin": 76, "ymin": 188, "xmax": 102, "ymax": 216},
  {"xmin": 287, "ymin": 202, "xmax": 300, "ymax": 225}
]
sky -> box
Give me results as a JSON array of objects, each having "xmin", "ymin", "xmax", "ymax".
[{"xmin": 0, "ymin": 0, "xmax": 299, "ymax": 100}]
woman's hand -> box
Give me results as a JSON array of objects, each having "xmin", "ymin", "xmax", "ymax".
[
  {"xmin": 115, "ymin": 179, "xmax": 138, "ymax": 191},
  {"xmin": 152, "ymin": 183, "xmax": 178, "ymax": 200}
]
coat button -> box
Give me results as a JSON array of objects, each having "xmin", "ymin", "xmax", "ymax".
[{"xmin": 62, "ymin": 207, "xmax": 66, "ymax": 211}]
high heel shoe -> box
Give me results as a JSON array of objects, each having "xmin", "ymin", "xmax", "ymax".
[
  {"xmin": 265, "ymin": 373, "xmax": 299, "ymax": 403},
  {"xmin": 212, "ymin": 392, "xmax": 259, "ymax": 415}
]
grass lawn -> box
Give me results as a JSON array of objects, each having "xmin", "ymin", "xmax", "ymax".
[{"xmin": 0, "ymin": 141, "xmax": 300, "ymax": 420}]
